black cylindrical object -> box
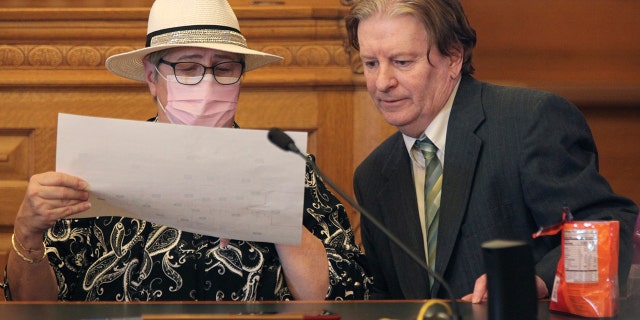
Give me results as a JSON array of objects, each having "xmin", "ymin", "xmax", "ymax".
[{"xmin": 482, "ymin": 239, "xmax": 537, "ymax": 320}]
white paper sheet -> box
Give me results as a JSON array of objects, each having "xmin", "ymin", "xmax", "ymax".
[{"xmin": 56, "ymin": 113, "xmax": 307, "ymax": 245}]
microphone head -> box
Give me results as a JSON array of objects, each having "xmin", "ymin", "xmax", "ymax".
[{"xmin": 267, "ymin": 127, "xmax": 299, "ymax": 153}]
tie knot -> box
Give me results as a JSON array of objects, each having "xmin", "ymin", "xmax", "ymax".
[{"xmin": 415, "ymin": 137, "xmax": 438, "ymax": 160}]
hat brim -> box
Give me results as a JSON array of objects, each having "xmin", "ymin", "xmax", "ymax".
[{"xmin": 106, "ymin": 43, "xmax": 283, "ymax": 82}]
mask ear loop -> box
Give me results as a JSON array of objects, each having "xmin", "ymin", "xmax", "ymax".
[
  {"xmin": 155, "ymin": 98, "xmax": 177, "ymax": 124},
  {"xmin": 153, "ymin": 65, "xmax": 175, "ymax": 124},
  {"xmin": 154, "ymin": 65, "xmax": 169, "ymax": 81}
]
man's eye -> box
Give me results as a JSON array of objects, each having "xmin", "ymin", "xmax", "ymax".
[{"xmin": 363, "ymin": 60, "xmax": 378, "ymax": 68}]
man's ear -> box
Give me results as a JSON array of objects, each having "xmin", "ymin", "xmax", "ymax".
[
  {"xmin": 448, "ymin": 45, "xmax": 463, "ymax": 79},
  {"xmin": 142, "ymin": 59, "xmax": 158, "ymax": 96}
]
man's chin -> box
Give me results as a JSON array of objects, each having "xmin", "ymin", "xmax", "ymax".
[{"xmin": 380, "ymin": 111, "xmax": 410, "ymax": 126}]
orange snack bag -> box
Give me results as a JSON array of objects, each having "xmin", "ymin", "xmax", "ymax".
[{"xmin": 533, "ymin": 208, "xmax": 620, "ymax": 318}]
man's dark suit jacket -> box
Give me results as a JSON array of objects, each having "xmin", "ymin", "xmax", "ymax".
[{"xmin": 354, "ymin": 75, "xmax": 638, "ymax": 299}]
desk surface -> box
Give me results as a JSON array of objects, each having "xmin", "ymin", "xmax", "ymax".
[{"xmin": 0, "ymin": 299, "xmax": 639, "ymax": 320}]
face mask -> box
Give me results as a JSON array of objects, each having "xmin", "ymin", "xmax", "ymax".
[{"xmin": 157, "ymin": 73, "xmax": 240, "ymax": 127}]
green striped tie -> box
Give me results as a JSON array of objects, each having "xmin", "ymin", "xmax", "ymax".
[{"xmin": 416, "ymin": 137, "xmax": 442, "ymax": 288}]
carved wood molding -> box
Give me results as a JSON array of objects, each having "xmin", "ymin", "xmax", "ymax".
[
  {"xmin": 0, "ymin": 44, "xmax": 355, "ymax": 89},
  {"xmin": 0, "ymin": 44, "xmax": 349, "ymax": 69},
  {"xmin": 0, "ymin": 1, "xmax": 363, "ymax": 86}
]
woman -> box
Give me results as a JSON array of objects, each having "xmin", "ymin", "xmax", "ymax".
[{"xmin": 4, "ymin": 0, "xmax": 370, "ymax": 301}]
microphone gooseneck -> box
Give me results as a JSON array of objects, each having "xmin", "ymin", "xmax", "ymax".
[{"xmin": 267, "ymin": 127, "xmax": 461, "ymax": 320}]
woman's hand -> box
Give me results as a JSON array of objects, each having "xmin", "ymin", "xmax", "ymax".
[
  {"xmin": 8, "ymin": 172, "xmax": 90, "ymax": 301},
  {"xmin": 14, "ymin": 172, "xmax": 90, "ymax": 247}
]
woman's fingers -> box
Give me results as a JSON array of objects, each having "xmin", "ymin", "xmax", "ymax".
[{"xmin": 17, "ymin": 172, "xmax": 91, "ymax": 235}]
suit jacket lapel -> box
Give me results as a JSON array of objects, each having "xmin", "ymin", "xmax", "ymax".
[
  {"xmin": 378, "ymin": 132, "xmax": 431, "ymax": 298},
  {"xmin": 431, "ymin": 76, "xmax": 485, "ymax": 297}
]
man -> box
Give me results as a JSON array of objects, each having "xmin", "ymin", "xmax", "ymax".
[
  {"xmin": 4, "ymin": 0, "xmax": 370, "ymax": 301},
  {"xmin": 346, "ymin": 0, "xmax": 638, "ymax": 302}
]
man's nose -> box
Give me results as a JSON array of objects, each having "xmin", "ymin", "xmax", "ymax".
[{"xmin": 375, "ymin": 64, "xmax": 398, "ymax": 91}]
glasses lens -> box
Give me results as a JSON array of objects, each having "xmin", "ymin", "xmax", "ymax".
[
  {"xmin": 173, "ymin": 62, "xmax": 205, "ymax": 85},
  {"xmin": 213, "ymin": 62, "xmax": 243, "ymax": 85}
]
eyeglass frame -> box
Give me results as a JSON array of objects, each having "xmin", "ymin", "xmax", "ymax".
[{"xmin": 157, "ymin": 59, "xmax": 246, "ymax": 85}]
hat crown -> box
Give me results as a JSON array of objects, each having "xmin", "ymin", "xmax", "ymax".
[{"xmin": 148, "ymin": 0, "xmax": 240, "ymax": 35}]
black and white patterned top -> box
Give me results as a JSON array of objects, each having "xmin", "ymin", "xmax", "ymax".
[{"xmin": 44, "ymin": 157, "xmax": 371, "ymax": 301}]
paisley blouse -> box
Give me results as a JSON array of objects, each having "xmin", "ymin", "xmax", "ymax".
[{"xmin": 44, "ymin": 158, "xmax": 371, "ymax": 301}]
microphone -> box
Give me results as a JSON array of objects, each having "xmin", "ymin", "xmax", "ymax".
[
  {"xmin": 267, "ymin": 128, "xmax": 301, "ymax": 154},
  {"xmin": 268, "ymin": 128, "xmax": 461, "ymax": 320}
]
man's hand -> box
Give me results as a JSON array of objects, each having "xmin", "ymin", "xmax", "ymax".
[{"xmin": 461, "ymin": 273, "xmax": 549, "ymax": 303}]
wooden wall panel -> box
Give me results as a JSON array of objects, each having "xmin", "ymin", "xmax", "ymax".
[
  {"xmin": 465, "ymin": 0, "xmax": 640, "ymax": 106},
  {"xmin": 582, "ymin": 107, "xmax": 640, "ymax": 203},
  {"xmin": 1, "ymin": 0, "xmax": 639, "ymax": 298}
]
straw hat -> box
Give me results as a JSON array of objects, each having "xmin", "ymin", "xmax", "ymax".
[{"xmin": 105, "ymin": 0, "xmax": 283, "ymax": 82}]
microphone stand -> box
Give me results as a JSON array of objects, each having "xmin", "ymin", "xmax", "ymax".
[{"xmin": 268, "ymin": 128, "xmax": 461, "ymax": 320}]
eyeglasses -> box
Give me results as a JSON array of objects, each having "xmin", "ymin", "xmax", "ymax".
[{"xmin": 157, "ymin": 59, "xmax": 245, "ymax": 85}]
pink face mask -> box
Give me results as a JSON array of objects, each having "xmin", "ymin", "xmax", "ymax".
[{"xmin": 157, "ymin": 73, "xmax": 240, "ymax": 127}]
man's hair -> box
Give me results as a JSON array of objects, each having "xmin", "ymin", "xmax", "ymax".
[{"xmin": 345, "ymin": 0, "xmax": 477, "ymax": 75}]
